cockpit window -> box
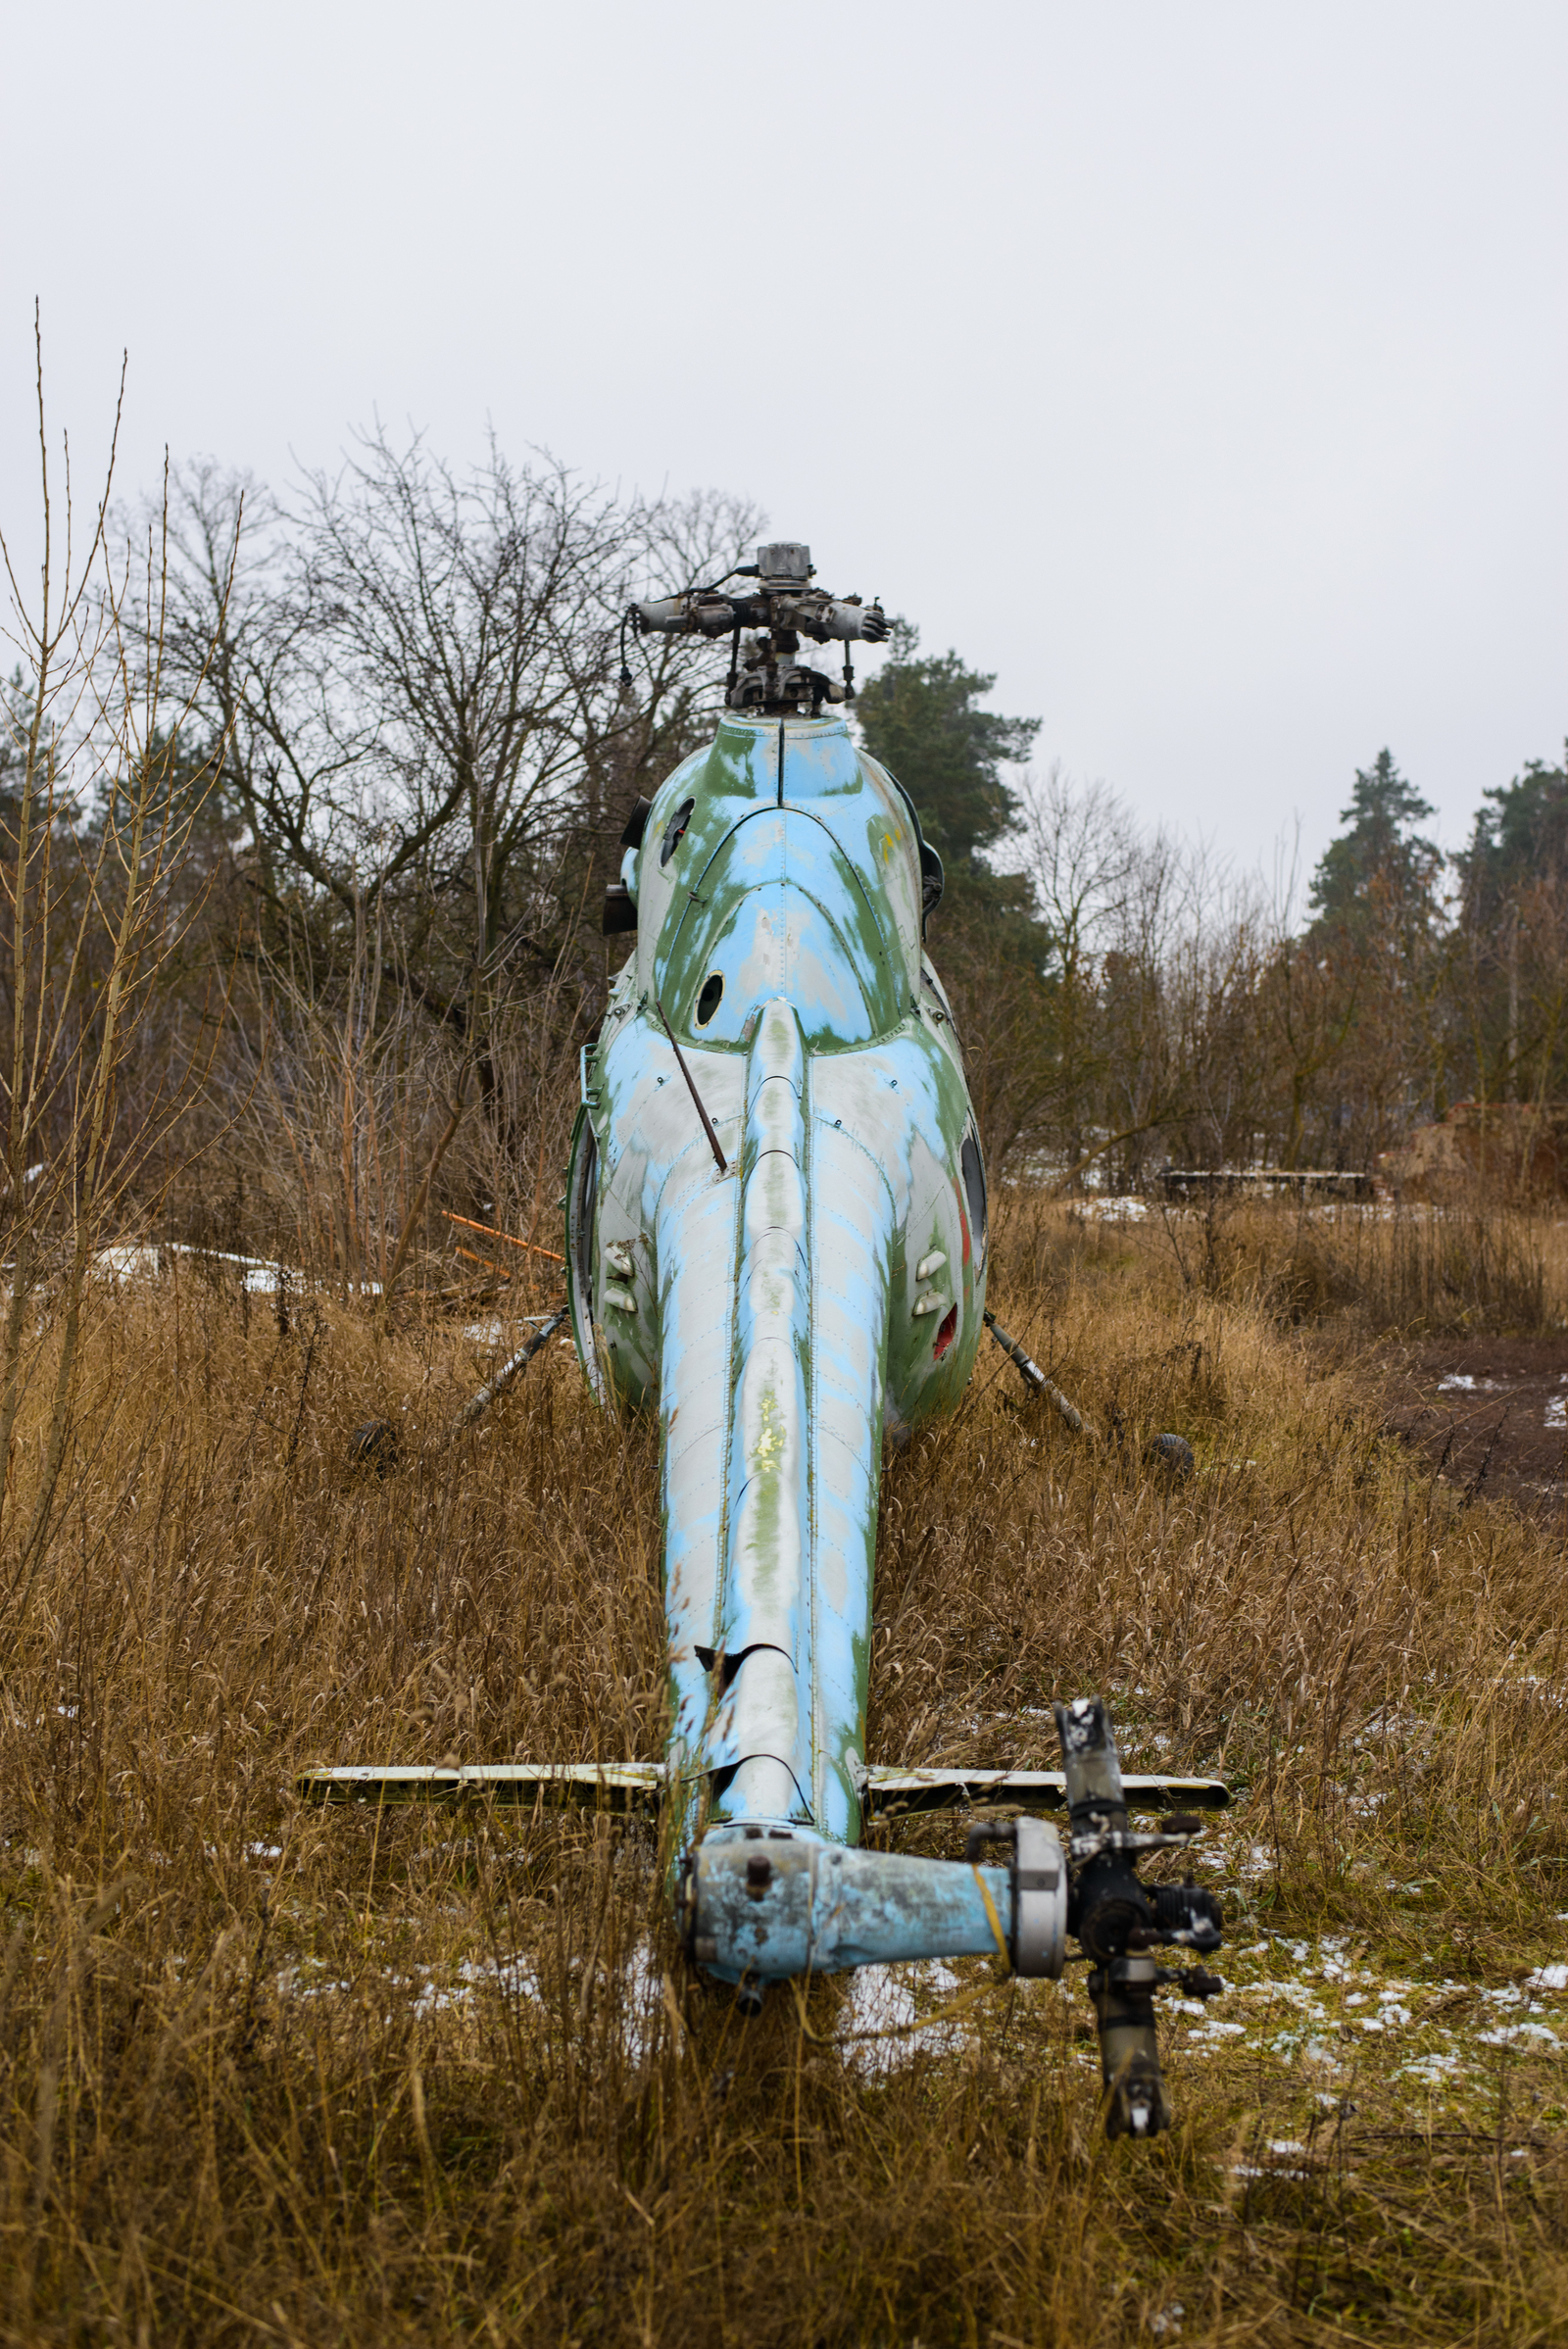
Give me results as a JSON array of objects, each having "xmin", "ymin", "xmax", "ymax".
[
  {"xmin": 696, "ymin": 972, "xmax": 723, "ymax": 1026},
  {"xmin": 660, "ymin": 798, "xmax": 696, "ymax": 867},
  {"xmin": 961, "ymin": 1131, "xmax": 987, "ymax": 1255}
]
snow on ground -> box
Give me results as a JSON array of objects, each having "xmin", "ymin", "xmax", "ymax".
[
  {"xmin": 89, "ymin": 1243, "xmax": 380, "ymax": 1296},
  {"xmin": 1071, "ymin": 1196, "xmax": 1148, "ymax": 1223},
  {"xmin": 844, "ymin": 1960, "xmax": 968, "ymax": 2077}
]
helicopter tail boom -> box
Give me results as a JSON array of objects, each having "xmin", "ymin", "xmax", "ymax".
[{"xmin": 663, "ymin": 995, "xmax": 891, "ymax": 1846}]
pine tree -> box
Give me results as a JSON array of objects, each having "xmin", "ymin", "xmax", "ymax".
[
  {"xmin": 1308, "ymin": 750, "xmax": 1441, "ymax": 936},
  {"xmin": 1457, "ymin": 747, "xmax": 1568, "ymax": 927},
  {"xmin": 853, "ymin": 621, "xmax": 1039, "ymax": 874}
]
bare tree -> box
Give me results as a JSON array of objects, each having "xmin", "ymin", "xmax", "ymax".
[
  {"xmin": 0, "ymin": 319, "xmax": 231, "ymax": 1581},
  {"xmin": 153, "ymin": 434, "xmax": 760, "ymax": 1271}
]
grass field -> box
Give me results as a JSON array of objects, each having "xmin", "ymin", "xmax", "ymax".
[{"xmin": 2, "ymin": 1193, "xmax": 1567, "ymax": 2345}]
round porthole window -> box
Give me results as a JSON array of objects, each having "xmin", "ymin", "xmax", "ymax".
[{"xmin": 696, "ymin": 972, "xmax": 723, "ymax": 1026}]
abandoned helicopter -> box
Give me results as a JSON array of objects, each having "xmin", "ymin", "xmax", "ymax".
[{"xmin": 304, "ymin": 542, "xmax": 1228, "ymax": 2138}]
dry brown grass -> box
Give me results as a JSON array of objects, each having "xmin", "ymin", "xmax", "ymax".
[
  {"xmin": 1147, "ymin": 1188, "xmax": 1566, "ymax": 1336},
  {"xmin": 2, "ymin": 1198, "xmax": 1568, "ymax": 2344}
]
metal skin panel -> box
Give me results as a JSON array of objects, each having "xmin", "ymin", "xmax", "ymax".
[
  {"xmin": 687, "ymin": 1833, "xmax": 1015, "ymax": 1982},
  {"xmin": 653, "ymin": 806, "xmax": 906, "ymax": 1050},
  {"xmin": 567, "ymin": 711, "xmax": 991, "ymax": 1969},
  {"xmin": 712, "ymin": 1001, "xmax": 814, "ymax": 1826}
]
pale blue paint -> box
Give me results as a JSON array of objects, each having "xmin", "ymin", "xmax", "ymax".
[{"xmin": 568, "ymin": 711, "xmax": 994, "ymax": 1977}]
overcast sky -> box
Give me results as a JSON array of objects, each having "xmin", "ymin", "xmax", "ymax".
[{"xmin": 2, "ymin": 2, "xmax": 1563, "ymax": 889}]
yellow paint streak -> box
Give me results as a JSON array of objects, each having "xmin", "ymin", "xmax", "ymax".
[{"xmin": 751, "ymin": 1385, "xmax": 784, "ymax": 1468}]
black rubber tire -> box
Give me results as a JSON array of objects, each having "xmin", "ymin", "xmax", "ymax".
[
  {"xmin": 348, "ymin": 1418, "xmax": 399, "ymax": 1477},
  {"xmin": 1146, "ymin": 1432, "xmax": 1195, "ymax": 1482}
]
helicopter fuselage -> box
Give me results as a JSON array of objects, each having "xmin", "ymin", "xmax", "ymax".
[{"xmin": 566, "ymin": 710, "xmax": 988, "ymax": 1858}]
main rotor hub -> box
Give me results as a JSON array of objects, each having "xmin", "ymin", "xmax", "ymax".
[
  {"xmin": 754, "ymin": 541, "xmax": 812, "ymax": 589},
  {"xmin": 628, "ymin": 540, "xmax": 889, "ymax": 715}
]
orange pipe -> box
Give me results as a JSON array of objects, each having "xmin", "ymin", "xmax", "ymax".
[{"xmin": 442, "ymin": 1209, "xmax": 565, "ymax": 1265}]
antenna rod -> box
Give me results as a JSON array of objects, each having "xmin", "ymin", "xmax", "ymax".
[{"xmin": 656, "ymin": 998, "xmax": 728, "ymax": 1175}]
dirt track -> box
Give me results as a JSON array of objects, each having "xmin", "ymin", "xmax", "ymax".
[{"xmin": 1381, "ymin": 1334, "xmax": 1568, "ymax": 1518}]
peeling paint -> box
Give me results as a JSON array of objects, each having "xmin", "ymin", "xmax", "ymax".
[{"xmin": 566, "ymin": 710, "xmax": 989, "ymax": 1960}]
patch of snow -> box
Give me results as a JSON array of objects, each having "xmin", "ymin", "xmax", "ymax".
[
  {"xmin": 414, "ymin": 1951, "xmax": 541, "ymax": 2019},
  {"xmin": 1396, "ymin": 2053, "xmax": 1467, "ymax": 2084},
  {"xmin": 1080, "ymin": 1196, "xmax": 1147, "ymax": 1222},
  {"xmin": 94, "ymin": 1246, "xmax": 162, "ymax": 1283},
  {"xmin": 1300, "ymin": 2041, "xmax": 1343, "ymax": 2073},
  {"xmin": 618, "ymin": 1939, "xmax": 663, "ymax": 2063},
  {"xmin": 845, "ymin": 1961, "xmax": 966, "ymax": 2078}
]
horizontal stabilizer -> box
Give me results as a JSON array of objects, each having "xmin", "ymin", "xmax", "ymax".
[
  {"xmin": 296, "ymin": 1763, "xmax": 665, "ymax": 1809},
  {"xmin": 295, "ymin": 1760, "xmax": 1230, "ymax": 1814},
  {"xmin": 861, "ymin": 1766, "xmax": 1230, "ymax": 1814}
]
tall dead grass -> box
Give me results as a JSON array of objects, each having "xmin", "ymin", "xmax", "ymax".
[
  {"xmin": 1151, "ymin": 1190, "xmax": 1565, "ymax": 1335},
  {"xmin": 1, "ymin": 1199, "xmax": 1567, "ymax": 2343}
]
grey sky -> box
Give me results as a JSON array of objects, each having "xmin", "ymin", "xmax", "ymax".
[{"xmin": 3, "ymin": 2, "xmax": 1563, "ymax": 886}]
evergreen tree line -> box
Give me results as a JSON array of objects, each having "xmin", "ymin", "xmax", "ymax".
[
  {"xmin": 858, "ymin": 647, "xmax": 1568, "ymax": 1188},
  {"xmin": 5, "ymin": 418, "xmax": 1563, "ymax": 1289}
]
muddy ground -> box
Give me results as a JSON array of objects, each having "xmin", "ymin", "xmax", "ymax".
[{"xmin": 1380, "ymin": 1334, "xmax": 1568, "ymax": 1521}]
